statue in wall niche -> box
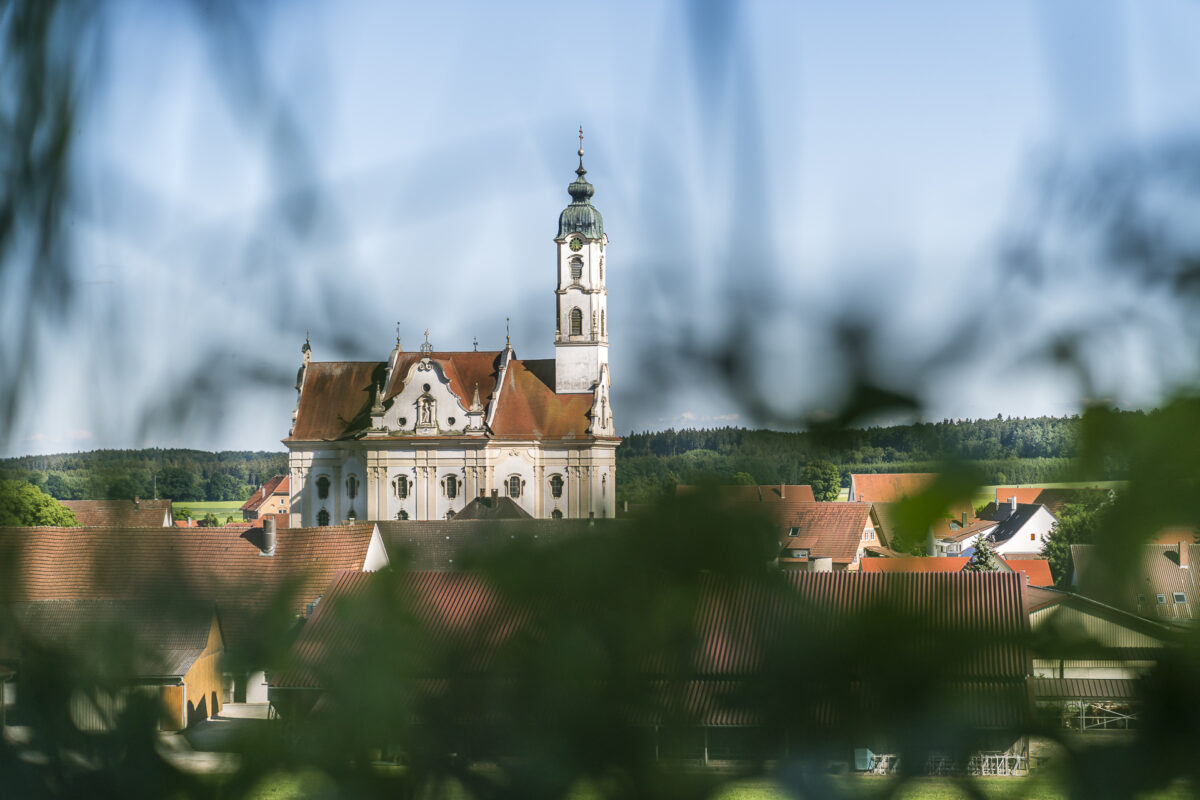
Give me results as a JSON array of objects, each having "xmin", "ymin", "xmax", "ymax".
[{"xmin": 418, "ymin": 396, "xmax": 433, "ymax": 426}]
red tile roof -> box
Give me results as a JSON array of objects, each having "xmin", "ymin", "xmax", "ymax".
[
  {"xmin": 241, "ymin": 475, "xmax": 290, "ymax": 512},
  {"xmin": 287, "ymin": 354, "xmax": 604, "ymax": 443},
  {"xmin": 60, "ymin": 499, "xmax": 172, "ymax": 527},
  {"xmin": 778, "ymin": 502, "xmax": 872, "ymax": 564},
  {"xmin": 861, "ymin": 557, "xmax": 971, "ymax": 574},
  {"xmin": 994, "ymin": 487, "xmax": 1043, "ymax": 506},
  {"xmin": 489, "ymin": 358, "xmax": 595, "ymax": 440},
  {"xmin": 0, "ymin": 524, "xmax": 380, "ymax": 652},
  {"xmin": 851, "ymin": 474, "xmax": 974, "ymax": 520},
  {"xmin": 1003, "ymin": 559, "xmax": 1053, "ymax": 587}
]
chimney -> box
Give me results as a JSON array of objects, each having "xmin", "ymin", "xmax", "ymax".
[
  {"xmin": 589, "ymin": 511, "xmax": 595, "ymax": 527},
  {"xmin": 1181, "ymin": 540, "xmax": 1190, "ymax": 569},
  {"xmin": 261, "ymin": 518, "xmax": 277, "ymax": 556},
  {"xmin": 492, "ymin": 488, "xmax": 498, "ymax": 498},
  {"xmin": 624, "ymin": 500, "xmax": 629, "ymax": 513},
  {"xmin": 187, "ymin": 516, "xmax": 192, "ymax": 526},
  {"xmin": 133, "ymin": 496, "xmax": 140, "ymax": 508},
  {"xmin": 479, "ymin": 489, "xmax": 486, "ymax": 498},
  {"xmin": 1010, "ymin": 496, "xmax": 1017, "ymax": 514},
  {"xmin": 962, "ymin": 511, "xmax": 968, "ymax": 527},
  {"xmin": 780, "ymin": 483, "xmax": 785, "ymax": 499}
]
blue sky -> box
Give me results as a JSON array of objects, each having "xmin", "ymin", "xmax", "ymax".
[{"xmin": 8, "ymin": 0, "xmax": 1200, "ymax": 456}]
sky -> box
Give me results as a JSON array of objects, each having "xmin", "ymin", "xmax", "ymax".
[{"xmin": 7, "ymin": 0, "xmax": 1200, "ymax": 456}]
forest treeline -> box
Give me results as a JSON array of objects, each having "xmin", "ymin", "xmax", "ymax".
[
  {"xmin": 616, "ymin": 414, "xmax": 1131, "ymax": 504},
  {"xmin": 0, "ymin": 449, "xmax": 288, "ymax": 503},
  {"xmin": 0, "ymin": 414, "xmax": 1134, "ymax": 504}
]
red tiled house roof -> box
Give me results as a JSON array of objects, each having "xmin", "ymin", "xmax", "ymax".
[
  {"xmin": 241, "ymin": 475, "xmax": 290, "ymax": 513},
  {"xmin": 0, "ymin": 524, "xmax": 385, "ymax": 653},
  {"xmin": 994, "ymin": 487, "xmax": 1043, "ymax": 506},
  {"xmin": 861, "ymin": 556, "xmax": 1053, "ymax": 586},
  {"xmin": 850, "ymin": 473, "xmax": 938, "ymax": 504},
  {"xmin": 60, "ymin": 499, "xmax": 173, "ymax": 527},
  {"xmin": 677, "ymin": 484, "xmax": 818, "ymax": 535},
  {"xmin": 286, "ymin": 354, "xmax": 608, "ymax": 444},
  {"xmin": 778, "ymin": 502, "xmax": 872, "ymax": 565}
]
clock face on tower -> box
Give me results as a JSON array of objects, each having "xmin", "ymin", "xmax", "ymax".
[{"xmin": 569, "ymin": 238, "xmax": 583, "ymax": 252}]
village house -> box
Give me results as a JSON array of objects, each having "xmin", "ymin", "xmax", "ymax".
[
  {"xmin": 1, "ymin": 600, "xmax": 224, "ymax": 731},
  {"xmin": 1070, "ymin": 541, "xmax": 1200, "ymax": 626},
  {"xmin": 0, "ymin": 520, "xmax": 388, "ymax": 713},
  {"xmin": 776, "ymin": 502, "xmax": 878, "ymax": 570},
  {"xmin": 241, "ymin": 474, "xmax": 290, "ymax": 522},
  {"xmin": 860, "ymin": 555, "xmax": 1053, "ymax": 587}
]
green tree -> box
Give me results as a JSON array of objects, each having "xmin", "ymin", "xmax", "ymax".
[
  {"xmin": 801, "ymin": 459, "xmax": 841, "ymax": 501},
  {"xmin": 964, "ymin": 534, "xmax": 1001, "ymax": 572},
  {"xmin": 0, "ymin": 479, "xmax": 78, "ymax": 526},
  {"xmin": 205, "ymin": 472, "xmax": 245, "ymax": 501},
  {"xmin": 1041, "ymin": 502, "xmax": 1107, "ymax": 586},
  {"xmin": 198, "ymin": 512, "xmax": 220, "ymax": 527},
  {"xmin": 730, "ymin": 471, "xmax": 756, "ymax": 486},
  {"xmin": 157, "ymin": 466, "xmax": 202, "ymax": 502}
]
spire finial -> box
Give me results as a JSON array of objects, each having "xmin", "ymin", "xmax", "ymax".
[
  {"xmin": 578, "ymin": 125, "xmax": 584, "ymax": 158},
  {"xmin": 473, "ymin": 335, "xmax": 478, "ymax": 351},
  {"xmin": 302, "ymin": 330, "xmax": 311, "ymax": 356},
  {"xmin": 505, "ymin": 317, "xmax": 511, "ymax": 348},
  {"xmin": 421, "ymin": 328, "xmax": 433, "ymax": 356},
  {"xmin": 395, "ymin": 321, "xmax": 401, "ymax": 347}
]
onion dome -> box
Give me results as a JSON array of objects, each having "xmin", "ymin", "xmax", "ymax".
[{"xmin": 557, "ymin": 128, "xmax": 605, "ymax": 240}]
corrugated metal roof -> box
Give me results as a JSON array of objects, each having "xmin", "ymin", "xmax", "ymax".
[
  {"xmin": 1073, "ymin": 544, "xmax": 1200, "ymax": 623},
  {"xmin": 1032, "ymin": 678, "xmax": 1139, "ymax": 700}
]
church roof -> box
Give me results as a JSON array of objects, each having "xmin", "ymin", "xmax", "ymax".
[{"xmin": 287, "ymin": 352, "xmax": 604, "ymax": 443}]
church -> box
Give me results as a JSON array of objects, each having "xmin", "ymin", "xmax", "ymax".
[{"xmin": 284, "ymin": 134, "xmax": 619, "ymax": 524}]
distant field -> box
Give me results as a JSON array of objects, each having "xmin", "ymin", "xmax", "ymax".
[{"xmin": 174, "ymin": 500, "xmax": 245, "ymax": 520}]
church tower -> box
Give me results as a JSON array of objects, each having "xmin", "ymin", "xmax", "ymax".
[{"xmin": 554, "ymin": 129, "xmax": 609, "ymax": 394}]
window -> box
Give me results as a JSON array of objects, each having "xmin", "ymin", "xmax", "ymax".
[
  {"xmin": 1137, "ymin": 593, "xmax": 1146, "ymax": 604},
  {"xmin": 570, "ymin": 308, "xmax": 583, "ymax": 336},
  {"xmin": 396, "ymin": 510, "xmax": 409, "ymax": 520},
  {"xmin": 550, "ymin": 474, "xmax": 563, "ymax": 498},
  {"xmin": 599, "ymin": 258, "xmax": 604, "ymax": 281},
  {"xmin": 551, "ymin": 509, "xmax": 563, "ymax": 520},
  {"xmin": 445, "ymin": 475, "xmax": 458, "ymax": 499},
  {"xmin": 1157, "ymin": 594, "xmax": 1167, "ymax": 605},
  {"xmin": 1030, "ymin": 533, "xmax": 1036, "ymax": 541},
  {"xmin": 570, "ymin": 257, "xmax": 583, "ymax": 281},
  {"xmin": 1175, "ymin": 592, "xmax": 1187, "ymax": 603},
  {"xmin": 317, "ymin": 509, "xmax": 330, "ymax": 526},
  {"xmin": 792, "ymin": 549, "xmax": 809, "ymax": 559},
  {"xmin": 508, "ymin": 475, "xmax": 522, "ymax": 498},
  {"xmin": 316, "ymin": 476, "xmax": 330, "ymax": 500},
  {"xmin": 863, "ymin": 530, "xmax": 875, "ymax": 541},
  {"xmin": 346, "ymin": 474, "xmax": 359, "ymax": 499},
  {"xmin": 395, "ymin": 475, "xmax": 409, "ymax": 499},
  {"xmin": 448, "ymin": 416, "xmax": 456, "ymax": 426},
  {"xmin": 601, "ymin": 310, "xmax": 605, "ymax": 336}
]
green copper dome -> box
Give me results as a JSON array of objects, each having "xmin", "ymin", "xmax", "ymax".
[{"xmin": 557, "ymin": 151, "xmax": 604, "ymax": 240}]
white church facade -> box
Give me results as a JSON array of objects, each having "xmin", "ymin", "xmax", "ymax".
[{"xmin": 284, "ymin": 135, "xmax": 620, "ymax": 524}]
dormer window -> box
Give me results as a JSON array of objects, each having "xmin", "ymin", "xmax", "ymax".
[
  {"xmin": 791, "ymin": 549, "xmax": 809, "ymax": 559},
  {"xmin": 1174, "ymin": 592, "xmax": 1187, "ymax": 603}
]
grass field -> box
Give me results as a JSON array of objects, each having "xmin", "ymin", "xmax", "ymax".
[
  {"xmin": 173, "ymin": 500, "xmax": 245, "ymax": 520},
  {"xmin": 835, "ymin": 481, "xmax": 1125, "ymax": 509}
]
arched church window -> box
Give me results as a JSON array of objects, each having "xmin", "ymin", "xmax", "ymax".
[
  {"xmin": 445, "ymin": 475, "xmax": 458, "ymax": 499},
  {"xmin": 570, "ymin": 257, "xmax": 583, "ymax": 281},
  {"xmin": 346, "ymin": 474, "xmax": 359, "ymax": 499},
  {"xmin": 549, "ymin": 474, "xmax": 563, "ymax": 499},
  {"xmin": 570, "ymin": 308, "xmax": 583, "ymax": 336},
  {"xmin": 396, "ymin": 510, "xmax": 409, "ymax": 520},
  {"xmin": 551, "ymin": 509, "xmax": 563, "ymax": 520},
  {"xmin": 395, "ymin": 475, "xmax": 409, "ymax": 499},
  {"xmin": 599, "ymin": 258, "xmax": 604, "ymax": 281},
  {"xmin": 317, "ymin": 508, "xmax": 330, "ymax": 527},
  {"xmin": 507, "ymin": 475, "xmax": 522, "ymax": 498},
  {"xmin": 316, "ymin": 476, "xmax": 330, "ymax": 500}
]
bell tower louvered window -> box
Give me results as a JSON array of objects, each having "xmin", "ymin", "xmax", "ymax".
[{"xmin": 570, "ymin": 308, "xmax": 583, "ymax": 336}]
